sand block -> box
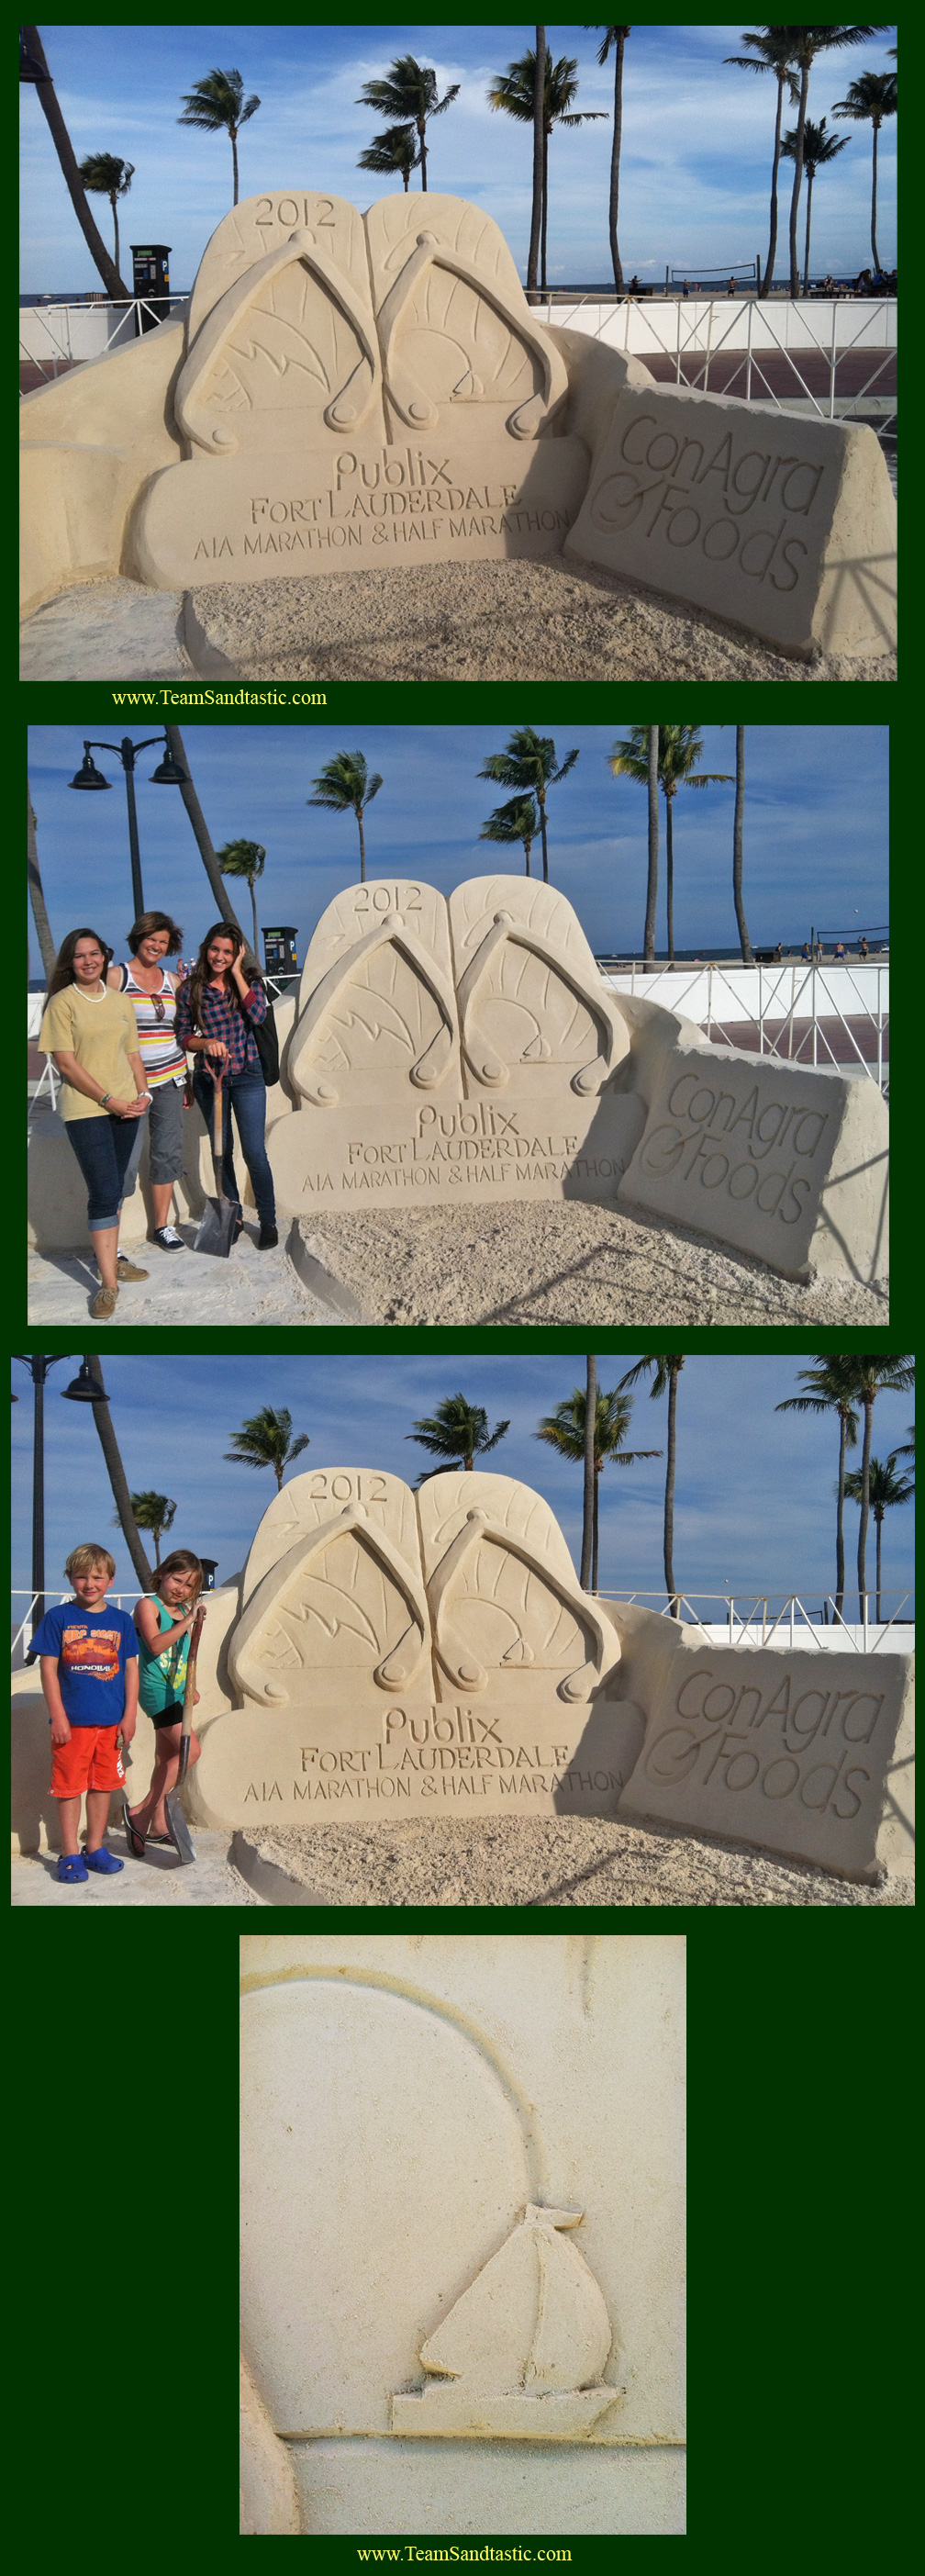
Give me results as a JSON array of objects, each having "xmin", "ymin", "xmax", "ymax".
[
  {"xmin": 565, "ymin": 385, "xmax": 897, "ymax": 657},
  {"xmin": 287, "ymin": 879, "xmax": 461, "ymax": 1108},
  {"xmin": 268, "ymin": 1092, "xmax": 646, "ymax": 1215},
  {"xmin": 618, "ymin": 1645, "xmax": 915, "ymax": 1881},
  {"xmin": 449, "ymin": 876, "xmax": 631, "ymax": 1102},
  {"xmin": 618, "ymin": 1037, "xmax": 889, "ymax": 1282}
]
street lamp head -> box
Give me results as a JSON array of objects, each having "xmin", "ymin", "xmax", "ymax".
[
  {"xmin": 69, "ymin": 745, "xmax": 112, "ymax": 792},
  {"xmin": 61, "ymin": 1360, "xmax": 106, "ymax": 1405},
  {"xmin": 149, "ymin": 749, "xmax": 188, "ymax": 786}
]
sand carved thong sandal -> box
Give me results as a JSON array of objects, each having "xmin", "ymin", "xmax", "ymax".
[
  {"xmin": 288, "ymin": 916, "xmax": 459, "ymax": 1106},
  {"xmin": 175, "ymin": 227, "xmax": 382, "ymax": 453},
  {"xmin": 426, "ymin": 1506, "xmax": 620, "ymax": 1703},
  {"xmin": 455, "ymin": 910, "xmax": 627, "ymax": 1095},
  {"xmin": 228, "ymin": 1504, "xmax": 432, "ymax": 1702},
  {"xmin": 375, "ymin": 230, "xmax": 569, "ymax": 438}
]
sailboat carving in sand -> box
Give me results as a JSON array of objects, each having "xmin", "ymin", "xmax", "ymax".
[{"xmin": 391, "ymin": 2205, "xmax": 622, "ymax": 2439}]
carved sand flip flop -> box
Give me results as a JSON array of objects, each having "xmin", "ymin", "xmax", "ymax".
[
  {"xmin": 373, "ymin": 229, "xmax": 568, "ymax": 439},
  {"xmin": 175, "ymin": 228, "xmax": 382, "ymax": 453},
  {"xmin": 228, "ymin": 1503, "xmax": 431, "ymax": 1703},
  {"xmin": 450, "ymin": 879, "xmax": 630, "ymax": 1096},
  {"xmin": 418, "ymin": 1477, "xmax": 620, "ymax": 1705},
  {"xmin": 288, "ymin": 886, "xmax": 460, "ymax": 1108}
]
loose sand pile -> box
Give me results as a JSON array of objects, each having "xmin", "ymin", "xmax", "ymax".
[
  {"xmin": 244, "ymin": 1816, "xmax": 910, "ymax": 1909},
  {"xmin": 188, "ymin": 554, "xmax": 897, "ymax": 684},
  {"xmin": 296, "ymin": 1204, "xmax": 887, "ymax": 1327}
]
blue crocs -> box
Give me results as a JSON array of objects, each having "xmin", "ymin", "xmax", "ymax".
[
  {"xmin": 57, "ymin": 1852, "xmax": 88, "ymax": 1883},
  {"xmin": 83, "ymin": 1844, "xmax": 125, "ymax": 1876}
]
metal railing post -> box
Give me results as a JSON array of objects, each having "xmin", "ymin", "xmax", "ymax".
[
  {"xmin": 746, "ymin": 295, "xmax": 753, "ymax": 401},
  {"xmin": 830, "ymin": 298, "xmax": 838, "ymax": 420}
]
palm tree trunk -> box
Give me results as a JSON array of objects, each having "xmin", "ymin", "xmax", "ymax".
[
  {"xmin": 857, "ymin": 1398, "xmax": 873, "ymax": 1612},
  {"xmin": 803, "ymin": 169, "xmax": 813, "ymax": 294},
  {"xmin": 665, "ymin": 795, "xmax": 674, "ymax": 963},
  {"xmin": 580, "ymin": 1356, "xmax": 596, "ymax": 1590},
  {"xmin": 664, "ymin": 1367, "xmax": 678, "ymax": 1614},
  {"xmin": 112, "ymin": 197, "xmax": 120, "ymax": 277},
  {"xmin": 163, "ymin": 727, "xmax": 245, "ymax": 934},
  {"xmin": 732, "ymin": 724, "xmax": 753, "ymax": 964},
  {"xmin": 644, "ymin": 727, "xmax": 659, "ymax": 968},
  {"xmin": 834, "ymin": 1413, "xmax": 847, "ymax": 1620},
  {"xmin": 875, "ymin": 1511, "xmax": 882, "ymax": 1623},
  {"xmin": 528, "ymin": 29, "xmax": 546, "ymax": 294},
  {"xmin": 153, "ymin": 1526, "xmax": 162, "ymax": 1573},
  {"xmin": 231, "ymin": 129, "xmax": 240, "ymax": 207},
  {"xmin": 250, "ymin": 879, "xmax": 260, "ymax": 955},
  {"xmin": 22, "ymin": 26, "xmax": 129, "ymax": 298},
  {"xmin": 608, "ymin": 33, "xmax": 626, "ymax": 292},
  {"xmin": 402, "ymin": 166, "xmax": 410, "ymax": 193},
  {"xmin": 788, "ymin": 66, "xmax": 809, "ymax": 298},
  {"xmin": 28, "ymin": 781, "xmax": 57, "ymax": 981},
  {"xmin": 592, "ymin": 1466, "xmax": 599, "ymax": 1595},
  {"xmin": 541, "ymin": 129, "xmax": 549, "ymax": 294},
  {"xmin": 419, "ymin": 118, "xmax": 428, "ymax": 193},
  {"xmin": 87, "ymin": 1357, "xmax": 154, "ymax": 1587},
  {"xmin": 762, "ymin": 73, "xmax": 786, "ymax": 295},
  {"xmin": 870, "ymin": 121, "xmax": 880, "ymax": 274},
  {"xmin": 538, "ymin": 789, "xmax": 549, "ymax": 885},
  {"xmin": 523, "ymin": 834, "xmax": 532, "ymax": 877},
  {"xmin": 356, "ymin": 811, "xmax": 366, "ymax": 885}
]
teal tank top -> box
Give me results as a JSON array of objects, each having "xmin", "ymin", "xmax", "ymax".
[{"xmin": 137, "ymin": 1596, "xmax": 191, "ymax": 1716}]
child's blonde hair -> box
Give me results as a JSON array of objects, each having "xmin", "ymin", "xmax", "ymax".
[{"xmin": 65, "ymin": 1542, "xmax": 116, "ymax": 1581}]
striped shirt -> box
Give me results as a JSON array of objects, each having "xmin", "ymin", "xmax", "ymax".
[
  {"xmin": 117, "ymin": 962, "xmax": 187, "ymax": 1087},
  {"xmin": 174, "ymin": 976, "xmax": 267, "ymax": 1079}
]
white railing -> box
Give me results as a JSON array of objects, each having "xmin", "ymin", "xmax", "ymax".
[
  {"xmin": 596, "ymin": 1589, "xmax": 913, "ymax": 1652},
  {"xmin": 20, "ymin": 296, "xmax": 187, "ymax": 384},
  {"xmin": 541, "ymin": 295, "xmax": 897, "ymax": 425},
  {"xmin": 600, "ymin": 960, "xmax": 888, "ymax": 1091}
]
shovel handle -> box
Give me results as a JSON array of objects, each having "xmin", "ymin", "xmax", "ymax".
[
  {"xmin": 176, "ymin": 1606, "xmax": 206, "ymax": 1785},
  {"xmin": 212, "ymin": 1070, "xmax": 224, "ymax": 1182}
]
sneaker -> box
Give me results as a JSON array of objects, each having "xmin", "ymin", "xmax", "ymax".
[
  {"xmin": 116, "ymin": 1255, "xmax": 149, "ymax": 1281},
  {"xmin": 83, "ymin": 1843, "xmax": 125, "ymax": 1875},
  {"xmin": 152, "ymin": 1226, "xmax": 184, "ymax": 1250},
  {"xmin": 258, "ymin": 1224, "xmax": 278, "ymax": 1250},
  {"xmin": 91, "ymin": 1284, "xmax": 118, "ymax": 1320},
  {"xmin": 57, "ymin": 1852, "xmax": 88, "ymax": 1884}
]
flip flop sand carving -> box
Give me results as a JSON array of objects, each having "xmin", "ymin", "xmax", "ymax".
[
  {"xmin": 285, "ymin": 881, "xmax": 460, "ymax": 1110},
  {"xmin": 417, "ymin": 1473, "xmax": 621, "ymax": 1706},
  {"xmin": 450, "ymin": 878, "xmax": 630, "ymax": 1097}
]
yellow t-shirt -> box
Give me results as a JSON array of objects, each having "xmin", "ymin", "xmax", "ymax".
[{"xmin": 39, "ymin": 985, "xmax": 140, "ymax": 1123}]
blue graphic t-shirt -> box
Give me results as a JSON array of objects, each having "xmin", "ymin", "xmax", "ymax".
[{"xmin": 31, "ymin": 1599, "xmax": 139, "ymax": 1727}]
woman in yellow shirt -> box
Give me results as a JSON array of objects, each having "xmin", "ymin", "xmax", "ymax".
[{"xmin": 39, "ymin": 926, "xmax": 151, "ymax": 1319}]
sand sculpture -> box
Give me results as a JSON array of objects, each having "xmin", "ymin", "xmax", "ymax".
[
  {"xmin": 20, "ymin": 191, "xmax": 895, "ymax": 656},
  {"xmin": 240, "ymin": 1934, "xmax": 685, "ymax": 2533},
  {"xmin": 265, "ymin": 875, "xmax": 888, "ymax": 1287},
  {"xmin": 188, "ymin": 1469, "xmax": 912, "ymax": 1880}
]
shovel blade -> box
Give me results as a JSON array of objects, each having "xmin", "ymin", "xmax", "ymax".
[
  {"xmin": 163, "ymin": 1790, "xmax": 196, "ymax": 1865},
  {"xmin": 195, "ymin": 1193, "xmax": 239, "ymax": 1257}
]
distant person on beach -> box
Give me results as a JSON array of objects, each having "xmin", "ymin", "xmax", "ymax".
[
  {"xmin": 801, "ymin": 942, "xmax": 811, "ymax": 961},
  {"xmin": 834, "ymin": 940, "xmax": 846, "ymax": 960},
  {"xmin": 859, "ymin": 935, "xmax": 869, "ymax": 960},
  {"xmin": 682, "ymin": 278, "xmax": 689, "ymax": 298},
  {"xmin": 727, "ymin": 277, "xmax": 736, "ymax": 296}
]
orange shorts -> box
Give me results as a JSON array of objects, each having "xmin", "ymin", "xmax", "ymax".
[{"xmin": 50, "ymin": 1725, "xmax": 126, "ymax": 1799}]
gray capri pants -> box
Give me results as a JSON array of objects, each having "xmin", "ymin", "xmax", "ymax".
[{"xmin": 123, "ymin": 1076, "xmax": 185, "ymax": 1193}]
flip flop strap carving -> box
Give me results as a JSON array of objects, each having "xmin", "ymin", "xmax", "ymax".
[
  {"xmin": 176, "ymin": 228, "xmax": 381, "ymax": 453},
  {"xmin": 426, "ymin": 1508, "xmax": 618, "ymax": 1699},
  {"xmin": 289, "ymin": 918, "xmax": 459, "ymax": 1104},
  {"xmin": 375, "ymin": 230, "xmax": 569, "ymax": 437},
  {"xmin": 456, "ymin": 914, "xmax": 625, "ymax": 1092},
  {"xmin": 229, "ymin": 1505, "xmax": 431, "ymax": 1702}
]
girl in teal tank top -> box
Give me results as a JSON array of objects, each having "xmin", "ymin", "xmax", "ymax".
[{"xmin": 125, "ymin": 1548, "xmax": 205, "ymax": 1853}]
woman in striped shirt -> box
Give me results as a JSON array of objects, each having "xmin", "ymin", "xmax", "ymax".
[
  {"xmin": 174, "ymin": 924, "xmax": 278, "ymax": 1249},
  {"xmin": 107, "ymin": 911, "xmax": 189, "ymax": 1250}
]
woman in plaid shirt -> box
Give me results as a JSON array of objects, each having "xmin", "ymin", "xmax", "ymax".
[{"xmin": 174, "ymin": 925, "xmax": 278, "ymax": 1248}]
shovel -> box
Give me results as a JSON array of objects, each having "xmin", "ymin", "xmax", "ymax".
[
  {"xmin": 195, "ymin": 1069, "xmax": 240, "ymax": 1256},
  {"xmin": 164, "ymin": 1606, "xmax": 205, "ymax": 1865}
]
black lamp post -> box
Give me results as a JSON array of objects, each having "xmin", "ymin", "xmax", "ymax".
[
  {"xmin": 68, "ymin": 735, "xmax": 188, "ymax": 921},
  {"xmin": 14, "ymin": 1354, "xmax": 80, "ymax": 1641}
]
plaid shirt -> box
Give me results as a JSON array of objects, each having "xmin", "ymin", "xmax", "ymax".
[{"xmin": 174, "ymin": 977, "xmax": 267, "ymax": 1079}]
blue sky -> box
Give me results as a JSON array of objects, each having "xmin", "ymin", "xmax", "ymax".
[
  {"xmin": 11, "ymin": 1352, "xmax": 914, "ymax": 1609},
  {"xmin": 28, "ymin": 724, "xmax": 888, "ymax": 968},
  {"xmin": 21, "ymin": 25, "xmax": 897, "ymax": 296}
]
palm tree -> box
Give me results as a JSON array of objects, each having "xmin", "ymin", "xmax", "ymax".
[
  {"xmin": 841, "ymin": 1356, "xmax": 915, "ymax": 1611},
  {"xmin": 77, "ymin": 151, "xmax": 134, "ymax": 279},
  {"xmin": 536, "ymin": 1382, "xmax": 661, "ymax": 1594},
  {"xmin": 893, "ymin": 1423, "xmax": 915, "ymax": 1469},
  {"xmin": 832, "ymin": 70, "xmax": 897, "ymax": 274},
  {"xmin": 775, "ymin": 1357, "xmax": 860, "ymax": 1618},
  {"xmin": 587, "ymin": 28, "xmax": 632, "ymax": 292},
  {"xmin": 619, "ymin": 1356, "xmax": 685, "ymax": 1614},
  {"xmin": 478, "ymin": 795, "xmax": 540, "ymax": 877},
  {"xmin": 19, "ymin": 27, "xmax": 129, "ymax": 297},
  {"xmin": 28, "ymin": 780, "xmax": 56, "ymax": 983},
  {"xmin": 85, "ymin": 1355, "xmax": 154, "ymax": 1587},
  {"xmin": 477, "ymin": 728, "xmax": 578, "ymax": 887},
  {"xmin": 356, "ymin": 57, "xmax": 460, "ymax": 195},
  {"xmin": 766, "ymin": 28, "xmax": 891, "ymax": 299},
  {"xmin": 407, "ymin": 1394, "xmax": 510, "ymax": 1484},
  {"xmin": 124, "ymin": 1491, "xmax": 177, "ymax": 1574},
  {"xmin": 723, "ymin": 30, "xmax": 800, "ymax": 295},
  {"xmin": 357, "ymin": 126, "xmax": 420, "ymax": 192},
  {"xmin": 488, "ymin": 50, "xmax": 607, "ymax": 293},
  {"xmin": 178, "ymin": 68, "xmax": 261, "ymax": 207},
  {"xmin": 644, "ymin": 724, "xmax": 659, "ymax": 969},
  {"xmin": 581, "ymin": 1353, "xmax": 597, "ymax": 1588},
  {"xmin": 527, "ymin": 28, "xmax": 546, "ymax": 295},
  {"xmin": 782, "ymin": 117, "xmax": 850, "ymax": 291},
  {"xmin": 216, "ymin": 840, "xmax": 266, "ymax": 954},
  {"xmin": 163, "ymin": 726, "xmax": 246, "ymax": 936},
  {"xmin": 225, "ymin": 1406, "xmax": 309, "ymax": 1492},
  {"xmin": 844, "ymin": 1453, "xmax": 914, "ymax": 1621},
  {"xmin": 609, "ymin": 727, "xmax": 733, "ymax": 962},
  {"xmin": 307, "ymin": 752, "xmax": 383, "ymax": 887},
  {"xmin": 731, "ymin": 725, "xmax": 752, "ymax": 965}
]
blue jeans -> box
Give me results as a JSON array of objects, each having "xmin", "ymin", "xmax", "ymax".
[
  {"xmin": 65, "ymin": 1112, "xmax": 140, "ymax": 1230},
  {"xmin": 193, "ymin": 1070, "xmax": 275, "ymax": 1228}
]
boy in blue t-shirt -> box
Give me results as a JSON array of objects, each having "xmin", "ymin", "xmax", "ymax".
[{"xmin": 32, "ymin": 1543, "xmax": 139, "ymax": 1886}]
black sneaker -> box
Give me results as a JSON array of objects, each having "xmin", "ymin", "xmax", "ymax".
[
  {"xmin": 258, "ymin": 1223, "xmax": 278, "ymax": 1250},
  {"xmin": 152, "ymin": 1225, "xmax": 184, "ymax": 1250}
]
